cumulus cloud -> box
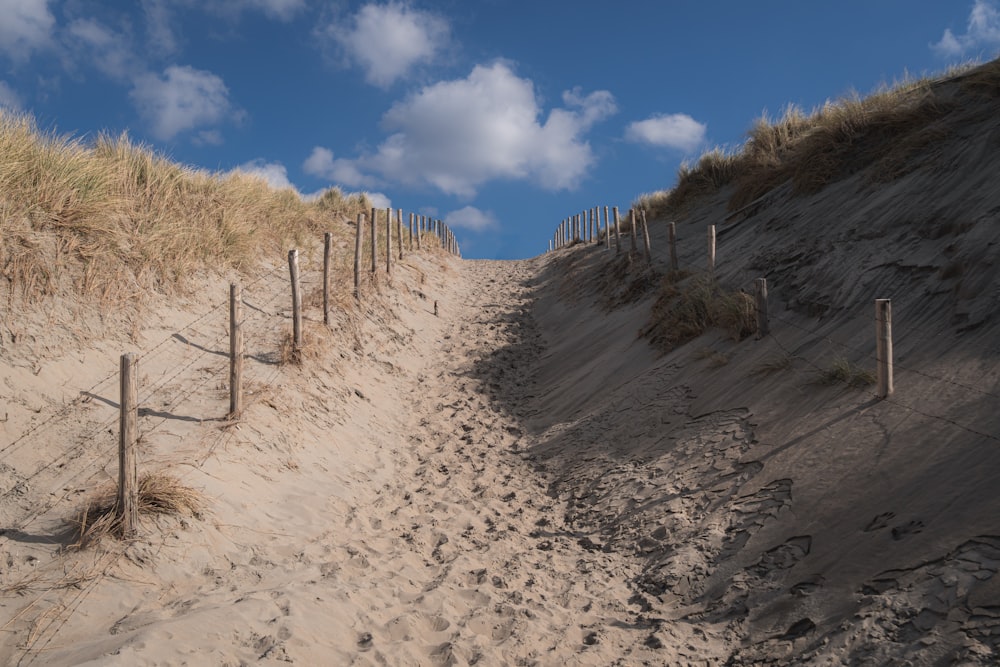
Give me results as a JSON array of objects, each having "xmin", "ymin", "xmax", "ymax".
[
  {"xmin": 365, "ymin": 191, "xmax": 392, "ymax": 210},
  {"xmin": 625, "ymin": 113, "xmax": 706, "ymax": 152},
  {"xmin": 303, "ymin": 146, "xmax": 376, "ymax": 188},
  {"xmin": 130, "ymin": 65, "xmax": 236, "ymax": 140},
  {"xmin": 0, "ymin": 81, "xmax": 22, "ymax": 109},
  {"xmin": 310, "ymin": 62, "xmax": 616, "ymax": 197},
  {"xmin": 325, "ymin": 2, "xmax": 449, "ymax": 87},
  {"xmin": 932, "ymin": 0, "xmax": 1000, "ymax": 56},
  {"xmin": 65, "ymin": 18, "xmax": 137, "ymax": 81},
  {"xmin": 445, "ymin": 206, "xmax": 498, "ymax": 232},
  {"xmin": 0, "ymin": 0, "xmax": 55, "ymax": 61},
  {"xmin": 236, "ymin": 159, "xmax": 297, "ymax": 190}
]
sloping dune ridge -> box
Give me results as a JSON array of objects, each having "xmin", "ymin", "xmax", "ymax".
[{"xmin": 3, "ymin": 62, "xmax": 1000, "ymax": 665}]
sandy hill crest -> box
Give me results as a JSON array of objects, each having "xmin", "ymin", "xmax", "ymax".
[{"xmin": 2, "ymin": 61, "xmax": 1000, "ymax": 665}]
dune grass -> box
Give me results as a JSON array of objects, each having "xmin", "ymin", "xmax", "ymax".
[
  {"xmin": 0, "ymin": 110, "xmax": 370, "ymax": 310},
  {"xmin": 637, "ymin": 59, "xmax": 999, "ymax": 219},
  {"xmin": 641, "ymin": 274, "xmax": 757, "ymax": 352},
  {"xmin": 71, "ymin": 472, "xmax": 203, "ymax": 547}
]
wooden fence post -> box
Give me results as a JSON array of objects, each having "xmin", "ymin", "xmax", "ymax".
[
  {"xmin": 640, "ymin": 209, "xmax": 652, "ymax": 264},
  {"xmin": 408, "ymin": 212, "xmax": 414, "ymax": 251},
  {"xmin": 230, "ymin": 283, "xmax": 243, "ymax": 418},
  {"xmin": 354, "ymin": 213, "xmax": 363, "ymax": 301},
  {"xmin": 613, "ymin": 206, "xmax": 621, "ymax": 254},
  {"xmin": 323, "ymin": 232, "xmax": 332, "ymax": 325},
  {"xmin": 708, "ymin": 224, "xmax": 716, "ymax": 275},
  {"xmin": 629, "ymin": 208, "xmax": 638, "ymax": 256},
  {"xmin": 604, "ymin": 206, "xmax": 611, "ymax": 250},
  {"xmin": 370, "ymin": 208, "xmax": 377, "ymax": 273},
  {"xmin": 385, "ymin": 207, "xmax": 392, "ymax": 275},
  {"xmin": 754, "ymin": 278, "xmax": 769, "ymax": 339},
  {"xmin": 396, "ymin": 209, "xmax": 404, "ymax": 260},
  {"xmin": 668, "ymin": 222, "xmax": 678, "ymax": 272},
  {"xmin": 289, "ymin": 249, "xmax": 303, "ymax": 352},
  {"xmin": 876, "ymin": 299, "xmax": 893, "ymax": 398},
  {"xmin": 416, "ymin": 215, "xmax": 423, "ymax": 250},
  {"xmin": 118, "ymin": 352, "xmax": 138, "ymax": 538}
]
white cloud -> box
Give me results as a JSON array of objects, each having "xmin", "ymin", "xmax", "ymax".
[
  {"xmin": 315, "ymin": 62, "xmax": 616, "ymax": 197},
  {"xmin": 303, "ymin": 146, "xmax": 376, "ymax": 188},
  {"xmin": 445, "ymin": 206, "xmax": 497, "ymax": 232},
  {"xmin": 130, "ymin": 65, "xmax": 235, "ymax": 140},
  {"xmin": 325, "ymin": 2, "xmax": 449, "ymax": 87},
  {"xmin": 236, "ymin": 159, "xmax": 297, "ymax": 190},
  {"xmin": 0, "ymin": 81, "xmax": 22, "ymax": 109},
  {"xmin": 932, "ymin": 1, "xmax": 1000, "ymax": 56},
  {"xmin": 364, "ymin": 191, "xmax": 392, "ymax": 210},
  {"xmin": 65, "ymin": 18, "xmax": 136, "ymax": 81},
  {"xmin": 625, "ymin": 113, "xmax": 706, "ymax": 152},
  {"xmin": 0, "ymin": 0, "xmax": 55, "ymax": 61}
]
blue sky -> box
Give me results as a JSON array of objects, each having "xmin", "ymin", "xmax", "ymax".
[{"xmin": 0, "ymin": 1, "xmax": 996, "ymax": 259}]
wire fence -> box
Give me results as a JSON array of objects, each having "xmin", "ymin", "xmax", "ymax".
[
  {"xmin": 0, "ymin": 216, "xmax": 459, "ymax": 535},
  {"xmin": 551, "ymin": 209, "xmax": 1000, "ymax": 445}
]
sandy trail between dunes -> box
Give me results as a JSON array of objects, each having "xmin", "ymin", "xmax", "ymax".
[{"xmin": 1, "ymin": 256, "xmax": 668, "ymax": 666}]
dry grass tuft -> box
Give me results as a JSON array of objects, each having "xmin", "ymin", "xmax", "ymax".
[
  {"xmin": 641, "ymin": 275, "xmax": 757, "ymax": 352},
  {"xmin": 70, "ymin": 472, "xmax": 203, "ymax": 548},
  {"xmin": 814, "ymin": 357, "xmax": 876, "ymax": 388}
]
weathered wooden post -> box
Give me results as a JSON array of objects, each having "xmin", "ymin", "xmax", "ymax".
[
  {"xmin": 604, "ymin": 206, "xmax": 611, "ymax": 250},
  {"xmin": 629, "ymin": 208, "xmax": 638, "ymax": 256},
  {"xmin": 668, "ymin": 222, "xmax": 678, "ymax": 272},
  {"xmin": 118, "ymin": 352, "xmax": 138, "ymax": 538},
  {"xmin": 354, "ymin": 213, "xmax": 363, "ymax": 301},
  {"xmin": 591, "ymin": 208, "xmax": 597, "ymax": 244},
  {"xmin": 370, "ymin": 207, "xmax": 377, "ymax": 273},
  {"xmin": 876, "ymin": 299, "xmax": 893, "ymax": 398},
  {"xmin": 754, "ymin": 278, "xmax": 769, "ymax": 339},
  {"xmin": 230, "ymin": 283, "xmax": 243, "ymax": 418},
  {"xmin": 708, "ymin": 224, "xmax": 716, "ymax": 275},
  {"xmin": 385, "ymin": 206, "xmax": 392, "ymax": 275},
  {"xmin": 613, "ymin": 206, "xmax": 621, "ymax": 254},
  {"xmin": 289, "ymin": 249, "xmax": 303, "ymax": 352},
  {"xmin": 396, "ymin": 208, "xmax": 404, "ymax": 260},
  {"xmin": 641, "ymin": 209, "xmax": 652, "ymax": 264},
  {"xmin": 416, "ymin": 215, "xmax": 423, "ymax": 250},
  {"xmin": 408, "ymin": 212, "xmax": 415, "ymax": 251},
  {"xmin": 323, "ymin": 232, "xmax": 332, "ymax": 325}
]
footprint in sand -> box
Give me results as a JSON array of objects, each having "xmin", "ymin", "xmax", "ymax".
[
  {"xmin": 891, "ymin": 519, "xmax": 925, "ymax": 540},
  {"xmin": 863, "ymin": 511, "xmax": 896, "ymax": 532}
]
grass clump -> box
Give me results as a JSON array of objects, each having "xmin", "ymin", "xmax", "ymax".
[
  {"xmin": 641, "ymin": 275, "xmax": 757, "ymax": 352},
  {"xmin": 0, "ymin": 110, "xmax": 371, "ymax": 311},
  {"xmin": 71, "ymin": 472, "xmax": 203, "ymax": 547},
  {"xmin": 814, "ymin": 357, "xmax": 876, "ymax": 388},
  {"xmin": 636, "ymin": 58, "xmax": 1000, "ymax": 219}
]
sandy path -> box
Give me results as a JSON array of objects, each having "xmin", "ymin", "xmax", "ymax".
[
  {"xmin": 332, "ymin": 258, "xmax": 655, "ymax": 665},
  {"xmin": 1, "ymin": 255, "xmax": 664, "ymax": 666}
]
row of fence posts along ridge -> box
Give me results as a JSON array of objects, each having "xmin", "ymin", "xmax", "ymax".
[
  {"xmin": 545, "ymin": 206, "xmax": 896, "ymax": 401},
  {"xmin": 112, "ymin": 208, "xmax": 460, "ymax": 537},
  {"xmin": 547, "ymin": 205, "xmax": 654, "ymax": 265}
]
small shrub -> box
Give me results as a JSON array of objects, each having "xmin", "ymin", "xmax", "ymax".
[{"xmin": 815, "ymin": 357, "xmax": 876, "ymax": 388}]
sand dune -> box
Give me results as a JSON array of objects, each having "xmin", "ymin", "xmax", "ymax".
[{"xmin": 4, "ymin": 67, "xmax": 1000, "ymax": 666}]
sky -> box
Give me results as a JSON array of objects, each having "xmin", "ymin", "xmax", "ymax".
[{"xmin": 0, "ymin": 1, "xmax": 997, "ymax": 259}]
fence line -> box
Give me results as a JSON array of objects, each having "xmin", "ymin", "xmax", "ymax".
[
  {"xmin": 1, "ymin": 216, "xmax": 461, "ymax": 539},
  {"xmin": 549, "ymin": 204, "xmax": 1000, "ymax": 443}
]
